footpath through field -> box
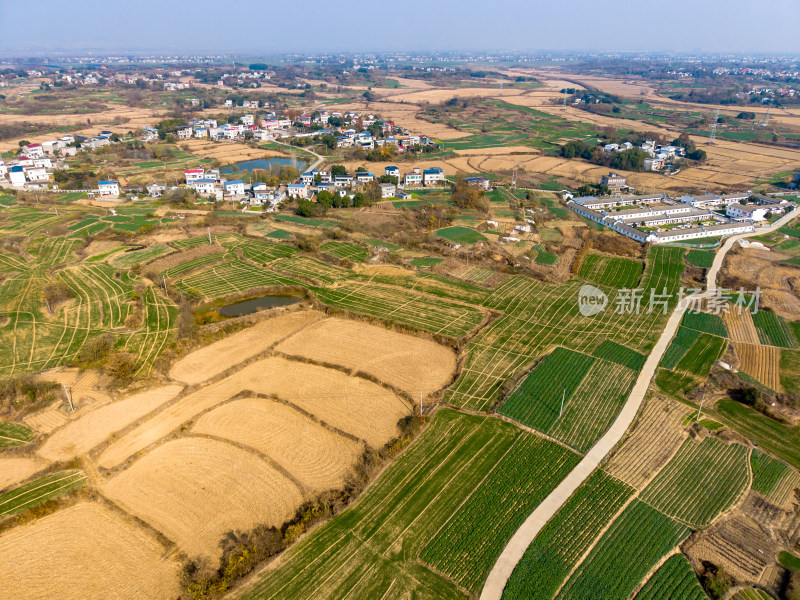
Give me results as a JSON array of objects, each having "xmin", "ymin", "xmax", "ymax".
[{"xmin": 479, "ymin": 207, "xmax": 800, "ymax": 600}]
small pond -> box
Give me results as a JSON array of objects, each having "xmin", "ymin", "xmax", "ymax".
[
  {"xmin": 221, "ymin": 157, "xmax": 307, "ymax": 174},
  {"xmin": 218, "ymin": 295, "xmax": 302, "ymax": 317}
]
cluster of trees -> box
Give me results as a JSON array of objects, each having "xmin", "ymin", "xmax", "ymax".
[
  {"xmin": 451, "ymin": 174, "xmax": 489, "ymax": 212},
  {"xmin": 560, "ymin": 140, "xmax": 649, "ymax": 171}
]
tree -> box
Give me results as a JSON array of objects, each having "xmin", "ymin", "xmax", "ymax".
[
  {"xmin": 316, "ymin": 190, "xmax": 335, "ymax": 209},
  {"xmin": 296, "ymin": 197, "xmax": 316, "ymax": 217},
  {"xmin": 330, "ymin": 164, "xmax": 347, "ymax": 178},
  {"xmin": 379, "ymin": 175, "xmax": 398, "ymax": 185},
  {"xmin": 18, "ymin": 140, "xmax": 29, "ymax": 148},
  {"xmin": 105, "ymin": 352, "xmax": 136, "ymax": 382}
]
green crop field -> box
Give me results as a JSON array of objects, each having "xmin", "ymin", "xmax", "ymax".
[
  {"xmin": 239, "ymin": 410, "xmax": 531, "ymax": 600},
  {"xmin": 779, "ymin": 551, "xmax": 800, "ymax": 573},
  {"xmin": 673, "ymin": 333, "xmax": 727, "ymax": 378},
  {"xmin": 109, "ymin": 244, "xmax": 173, "ymax": 268},
  {"xmin": 163, "ymin": 252, "xmax": 227, "ymax": 278},
  {"xmin": 448, "ymin": 246, "xmax": 685, "ymax": 411},
  {"xmin": 750, "ymin": 449, "xmax": 799, "ymax": 505},
  {"xmin": 686, "ymin": 249, "xmax": 715, "ymax": 268},
  {"xmin": 273, "ymin": 214, "xmax": 338, "ymax": 227},
  {"xmin": 499, "ymin": 348, "xmax": 596, "ymax": 432},
  {"xmin": 640, "ymin": 437, "xmax": 750, "ymax": 527},
  {"xmin": 781, "ymin": 349, "xmax": 800, "ymax": 394},
  {"xmin": 320, "ymin": 241, "xmax": 369, "ymax": 263},
  {"xmin": 752, "ymin": 311, "xmax": 798, "ymax": 349},
  {"xmin": 682, "ymin": 311, "xmax": 728, "ymax": 337},
  {"xmin": 634, "ymin": 553, "xmax": 709, "ymax": 600},
  {"xmin": 122, "ymin": 286, "xmax": 177, "ymax": 377},
  {"xmin": 716, "ymin": 399, "xmax": 800, "ymax": 470},
  {"xmin": 555, "ymin": 500, "xmax": 690, "ymax": 600},
  {"xmin": 273, "ymin": 256, "xmax": 354, "ymax": 285},
  {"xmin": 458, "ymin": 266, "xmax": 496, "ymax": 283},
  {"xmin": 660, "ymin": 326, "xmax": 703, "ymax": 369},
  {"xmin": 218, "ymin": 234, "xmax": 299, "ymax": 264},
  {"xmin": 312, "ymin": 282, "xmax": 485, "ymax": 338},
  {"xmin": 411, "ymin": 257, "xmax": 445, "ymax": 268},
  {"xmin": 435, "ymin": 226, "xmax": 487, "ymax": 245},
  {"xmin": 0, "ymin": 422, "xmax": 35, "ymax": 448},
  {"xmin": 578, "ymin": 253, "xmax": 643, "ymax": 290},
  {"xmin": 549, "ymin": 359, "xmax": 639, "ymax": 452},
  {"xmin": 592, "ymin": 340, "xmax": 647, "ymax": 370},
  {"xmin": 420, "ymin": 432, "xmax": 579, "ymax": 593},
  {"xmin": 503, "ymin": 470, "xmax": 634, "ymax": 600},
  {"xmin": 0, "ymin": 470, "xmax": 87, "ymax": 518},
  {"xmin": 533, "ymin": 245, "xmax": 558, "ymax": 265},
  {"xmin": 175, "ymin": 260, "xmax": 302, "ymax": 300},
  {"xmin": 729, "ymin": 589, "xmax": 774, "ymax": 600}
]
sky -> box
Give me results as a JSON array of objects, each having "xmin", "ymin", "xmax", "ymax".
[{"xmin": 1, "ymin": 0, "xmax": 799, "ymax": 56}]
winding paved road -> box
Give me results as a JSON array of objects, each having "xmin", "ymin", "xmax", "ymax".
[{"xmin": 479, "ymin": 207, "xmax": 799, "ymax": 600}]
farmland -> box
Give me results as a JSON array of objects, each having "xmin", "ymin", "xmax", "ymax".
[
  {"xmin": 578, "ymin": 252, "xmax": 643, "ymax": 289},
  {"xmin": 174, "ymin": 259, "xmax": 302, "ymax": 300},
  {"xmin": 686, "ymin": 249, "xmax": 716, "ymax": 268},
  {"xmin": 0, "ymin": 422, "xmax": 35, "ymax": 448},
  {"xmin": 554, "ymin": 500, "xmax": 690, "ymax": 600},
  {"xmin": 319, "ymin": 240, "xmax": 369, "ymax": 262},
  {"xmin": 752, "ymin": 311, "xmax": 798, "ymax": 349},
  {"xmin": 682, "ymin": 311, "xmax": 729, "ymax": 337},
  {"xmin": 0, "ymin": 469, "xmax": 87, "ymax": 519},
  {"xmin": 750, "ymin": 449, "xmax": 800, "ymax": 506},
  {"xmin": 639, "ymin": 436, "xmax": 750, "ymax": 528},
  {"xmin": 419, "ymin": 432, "xmax": 580, "ymax": 593},
  {"xmin": 634, "ymin": 553, "xmax": 709, "ymax": 600},
  {"xmin": 502, "ymin": 470, "xmax": 634, "ymax": 600}
]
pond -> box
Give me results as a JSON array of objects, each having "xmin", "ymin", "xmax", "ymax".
[
  {"xmin": 218, "ymin": 294, "xmax": 302, "ymax": 317},
  {"xmin": 221, "ymin": 157, "xmax": 307, "ymax": 174}
]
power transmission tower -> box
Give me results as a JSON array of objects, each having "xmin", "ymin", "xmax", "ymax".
[
  {"xmin": 708, "ymin": 108, "xmax": 720, "ymax": 145},
  {"xmin": 761, "ymin": 106, "xmax": 771, "ymax": 127},
  {"xmin": 512, "ymin": 169, "xmax": 517, "ymax": 188},
  {"xmin": 562, "ymin": 89, "xmax": 568, "ymax": 111}
]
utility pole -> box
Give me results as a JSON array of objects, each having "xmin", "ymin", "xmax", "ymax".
[
  {"xmin": 162, "ymin": 274, "xmax": 168, "ymax": 294},
  {"xmin": 63, "ymin": 384, "xmax": 74, "ymax": 412},
  {"xmin": 696, "ymin": 390, "xmax": 706, "ymax": 423},
  {"xmin": 419, "ymin": 391, "xmax": 423, "ymax": 417},
  {"xmin": 562, "ymin": 89, "xmax": 568, "ymax": 111},
  {"xmin": 560, "ymin": 389, "xmax": 565, "ymax": 417},
  {"xmin": 207, "ymin": 226, "xmax": 212, "ymax": 244}
]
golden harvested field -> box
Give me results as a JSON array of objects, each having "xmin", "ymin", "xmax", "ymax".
[
  {"xmin": 736, "ymin": 343, "xmax": 782, "ymax": 391},
  {"xmin": 0, "ymin": 457, "xmax": 44, "ymax": 491},
  {"xmin": 275, "ymin": 317, "xmax": 457, "ymax": 397},
  {"xmin": 725, "ymin": 307, "xmax": 761, "ymax": 344},
  {"xmin": 333, "ymin": 100, "xmax": 469, "ymax": 140},
  {"xmin": 0, "ymin": 502, "xmax": 179, "ymax": 600},
  {"xmin": 100, "ymin": 356, "xmax": 407, "ymax": 468},
  {"xmin": 193, "ymin": 397, "xmax": 362, "ymax": 493},
  {"xmin": 24, "ymin": 406, "xmax": 67, "ymax": 434},
  {"xmin": 604, "ymin": 395, "xmax": 691, "ymax": 490},
  {"xmin": 102, "ymin": 437, "xmax": 303, "ymax": 559},
  {"xmin": 37, "ymin": 384, "xmax": 183, "ymax": 462},
  {"xmin": 169, "ymin": 310, "xmax": 324, "ymax": 384}
]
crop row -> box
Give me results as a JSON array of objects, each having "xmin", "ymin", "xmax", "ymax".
[
  {"xmin": 640, "ymin": 436, "xmax": 750, "ymax": 528},
  {"xmin": 549, "ymin": 359, "xmax": 638, "ymax": 453},
  {"xmin": 313, "ymin": 282, "xmax": 484, "ymax": 338},
  {"xmin": 420, "ymin": 432, "xmax": 580, "ymax": 593},
  {"xmin": 634, "ymin": 553, "xmax": 709, "ymax": 600},
  {"xmin": 499, "ymin": 347, "xmax": 596, "ymax": 432},
  {"xmin": 272, "ymin": 256, "xmax": 355, "ymax": 285},
  {"xmin": 163, "ymin": 251, "xmax": 228, "ymax": 278},
  {"xmin": 673, "ymin": 333, "xmax": 727, "ymax": 378},
  {"xmin": 502, "ymin": 470, "xmax": 634, "ymax": 600},
  {"xmin": 660, "ymin": 326, "xmax": 702, "ymax": 370},
  {"xmin": 0, "ymin": 421, "xmax": 35, "ymax": 448},
  {"xmin": 175, "ymin": 260, "xmax": 302, "ymax": 300},
  {"xmin": 555, "ymin": 500, "xmax": 690, "ymax": 600},
  {"xmin": 0, "ymin": 470, "xmax": 87, "ymax": 518},
  {"xmin": 591, "ymin": 339, "xmax": 646, "ymax": 370},
  {"xmin": 578, "ymin": 252, "xmax": 643, "ymax": 290},
  {"xmin": 682, "ymin": 311, "xmax": 728, "ymax": 337},
  {"xmin": 320, "ymin": 241, "xmax": 368, "ymax": 263},
  {"xmin": 750, "ymin": 449, "xmax": 797, "ymax": 503},
  {"xmin": 753, "ymin": 311, "xmax": 798, "ymax": 349},
  {"xmin": 686, "ymin": 249, "xmax": 715, "ymax": 269}
]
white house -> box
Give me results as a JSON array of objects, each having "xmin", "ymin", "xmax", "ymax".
[
  {"xmin": 192, "ymin": 178, "xmax": 218, "ymax": 196},
  {"xmin": 379, "ymin": 183, "xmax": 396, "ymax": 198},
  {"xmin": 176, "ymin": 127, "xmax": 193, "ymax": 139},
  {"xmin": 24, "ymin": 167, "xmax": 50, "ymax": 182},
  {"xmin": 20, "ymin": 143, "xmax": 45, "ymax": 158},
  {"xmin": 241, "ymin": 114, "xmax": 255, "ymax": 126},
  {"xmin": 465, "ymin": 176, "xmax": 490, "ymax": 191},
  {"xmin": 385, "ymin": 165, "xmax": 400, "ymax": 178},
  {"xmin": 224, "ymin": 180, "xmax": 246, "ymax": 196},
  {"xmin": 727, "ymin": 203, "xmax": 768, "ymax": 221},
  {"xmin": 9, "ymin": 165, "xmax": 26, "ymax": 187},
  {"xmin": 422, "ymin": 167, "xmax": 445, "ymax": 186},
  {"xmin": 403, "ymin": 170, "xmax": 422, "ymax": 186},
  {"xmin": 184, "ymin": 168, "xmax": 205, "ymax": 184},
  {"xmin": 356, "ymin": 171, "xmax": 374, "ymax": 183},
  {"xmin": 98, "ymin": 180, "xmax": 120, "ymax": 197},
  {"xmin": 287, "ymin": 183, "xmax": 309, "ymax": 198}
]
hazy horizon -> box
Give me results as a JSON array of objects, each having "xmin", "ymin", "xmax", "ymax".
[{"xmin": 1, "ymin": 0, "xmax": 799, "ymax": 56}]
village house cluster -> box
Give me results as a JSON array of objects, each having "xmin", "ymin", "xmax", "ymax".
[
  {"xmin": 568, "ymin": 189, "xmax": 794, "ymax": 244},
  {"xmin": 601, "ymin": 140, "xmax": 686, "ymax": 172},
  {"xmin": 181, "ymin": 164, "xmax": 450, "ymax": 210}
]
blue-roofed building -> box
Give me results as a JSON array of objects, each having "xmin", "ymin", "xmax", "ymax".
[
  {"xmin": 224, "ymin": 180, "xmax": 246, "ymax": 196},
  {"xmin": 385, "ymin": 165, "xmax": 400, "ymax": 178},
  {"xmin": 9, "ymin": 165, "xmax": 27, "ymax": 186},
  {"xmin": 422, "ymin": 167, "xmax": 445, "ymax": 186},
  {"xmin": 98, "ymin": 180, "xmax": 120, "ymax": 196}
]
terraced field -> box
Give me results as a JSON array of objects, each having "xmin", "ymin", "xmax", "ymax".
[
  {"xmin": 502, "ymin": 470, "xmax": 634, "ymax": 600},
  {"xmin": 174, "ymin": 260, "xmax": 302, "ymax": 300},
  {"xmin": 554, "ymin": 500, "xmax": 690, "ymax": 600},
  {"xmin": 320, "ymin": 240, "xmax": 369, "ymax": 262},
  {"xmin": 578, "ymin": 252, "xmax": 643, "ymax": 289},
  {"xmin": 640, "ymin": 437, "xmax": 750, "ymax": 528},
  {"xmin": 634, "ymin": 553, "xmax": 709, "ymax": 600}
]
